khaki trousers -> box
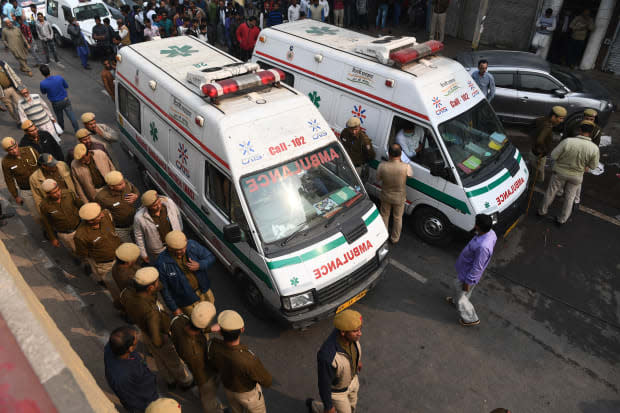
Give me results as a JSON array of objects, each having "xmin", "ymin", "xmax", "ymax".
[
  {"xmin": 13, "ymin": 56, "xmax": 31, "ymax": 73},
  {"xmin": 311, "ymin": 375, "xmax": 360, "ymax": 413},
  {"xmin": 1, "ymin": 86, "xmax": 21, "ymax": 120},
  {"xmin": 379, "ymin": 200, "xmax": 405, "ymax": 243},
  {"xmin": 181, "ymin": 289, "xmax": 215, "ymax": 316},
  {"xmin": 89, "ymin": 259, "xmax": 122, "ymax": 304},
  {"xmin": 225, "ymin": 383, "xmax": 266, "ymax": 413},
  {"xmin": 56, "ymin": 230, "xmax": 77, "ymax": 254},
  {"xmin": 199, "ymin": 376, "xmax": 225, "ymax": 413},
  {"xmin": 142, "ymin": 334, "xmax": 192, "ymax": 386},
  {"xmin": 430, "ymin": 12, "xmax": 447, "ymax": 42},
  {"xmin": 538, "ymin": 173, "xmax": 582, "ymax": 224},
  {"xmin": 115, "ymin": 226, "xmax": 133, "ymax": 244}
]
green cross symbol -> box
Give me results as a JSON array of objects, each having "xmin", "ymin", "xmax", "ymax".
[
  {"xmin": 484, "ymin": 201, "xmax": 490, "ymax": 208},
  {"xmin": 308, "ymin": 91, "xmax": 321, "ymax": 108},
  {"xmin": 150, "ymin": 121, "xmax": 158, "ymax": 142},
  {"xmin": 290, "ymin": 277, "xmax": 299, "ymax": 287},
  {"xmin": 305, "ymin": 26, "xmax": 338, "ymax": 36},
  {"xmin": 160, "ymin": 45, "xmax": 198, "ymax": 58}
]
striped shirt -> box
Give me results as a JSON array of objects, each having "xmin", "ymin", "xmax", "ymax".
[{"xmin": 18, "ymin": 94, "xmax": 51, "ymax": 127}]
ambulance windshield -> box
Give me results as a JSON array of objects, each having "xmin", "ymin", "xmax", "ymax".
[
  {"xmin": 241, "ymin": 144, "xmax": 362, "ymax": 245},
  {"xmin": 438, "ymin": 100, "xmax": 509, "ymax": 180}
]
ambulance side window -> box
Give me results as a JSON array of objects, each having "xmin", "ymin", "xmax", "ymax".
[
  {"xmin": 62, "ymin": 6, "xmax": 72, "ymax": 20},
  {"xmin": 204, "ymin": 162, "xmax": 230, "ymax": 218},
  {"xmin": 389, "ymin": 116, "xmax": 443, "ymax": 171},
  {"xmin": 47, "ymin": 0, "xmax": 58, "ymax": 17},
  {"xmin": 118, "ymin": 84, "xmax": 141, "ymax": 133},
  {"xmin": 256, "ymin": 61, "xmax": 295, "ymax": 87}
]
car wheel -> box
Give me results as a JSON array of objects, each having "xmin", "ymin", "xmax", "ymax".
[
  {"xmin": 53, "ymin": 29, "xmax": 65, "ymax": 48},
  {"xmin": 563, "ymin": 113, "xmax": 583, "ymax": 138},
  {"xmin": 413, "ymin": 206, "xmax": 452, "ymax": 246},
  {"xmin": 241, "ymin": 274, "xmax": 270, "ymax": 319}
]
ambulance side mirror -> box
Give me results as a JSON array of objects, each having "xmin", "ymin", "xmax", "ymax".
[
  {"xmin": 430, "ymin": 158, "xmax": 446, "ymax": 177},
  {"xmin": 223, "ymin": 223, "xmax": 244, "ymax": 244}
]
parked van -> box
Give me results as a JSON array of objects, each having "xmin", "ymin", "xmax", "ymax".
[
  {"xmin": 116, "ymin": 37, "xmax": 390, "ymax": 328},
  {"xmin": 46, "ymin": 0, "xmax": 116, "ymax": 46},
  {"xmin": 253, "ymin": 20, "xmax": 530, "ymax": 244}
]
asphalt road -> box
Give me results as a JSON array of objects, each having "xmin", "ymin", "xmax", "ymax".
[{"xmin": 0, "ymin": 42, "xmax": 618, "ymax": 413}]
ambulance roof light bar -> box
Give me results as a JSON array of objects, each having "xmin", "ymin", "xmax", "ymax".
[
  {"xmin": 187, "ymin": 62, "xmax": 260, "ymax": 90},
  {"xmin": 201, "ymin": 68, "xmax": 286, "ymax": 99},
  {"xmin": 389, "ymin": 40, "xmax": 444, "ymax": 67}
]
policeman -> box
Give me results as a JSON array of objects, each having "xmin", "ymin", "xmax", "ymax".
[
  {"xmin": 146, "ymin": 398, "xmax": 182, "ymax": 413},
  {"xmin": 207, "ymin": 310, "xmax": 272, "ymax": 413},
  {"xmin": 95, "ymin": 171, "xmax": 140, "ymax": 243},
  {"xmin": 20, "ymin": 120, "xmax": 63, "ymax": 161},
  {"xmin": 74, "ymin": 202, "xmax": 122, "ymax": 301},
  {"xmin": 112, "ymin": 242, "xmax": 142, "ymax": 293},
  {"xmin": 65, "ymin": 128, "xmax": 114, "ymax": 165},
  {"xmin": 1, "ymin": 137, "xmax": 39, "ymax": 217},
  {"xmin": 81, "ymin": 112, "xmax": 119, "ymax": 148},
  {"xmin": 156, "ymin": 230, "xmax": 217, "ymax": 316},
  {"xmin": 120, "ymin": 266, "xmax": 193, "ymax": 389},
  {"xmin": 170, "ymin": 302, "xmax": 225, "ymax": 413},
  {"xmin": 70, "ymin": 143, "xmax": 115, "ymax": 202},
  {"xmin": 39, "ymin": 178, "xmax": 84, "ymax": 254},
  {"xmin": 307, "ymin": 309, "xmax": 363, "ymax": 413},
  {"xmin": 29, "ymin": 153, "xmax": 76, "ymax": 212},
  {"xmin": 339, "ymin": 117, "xmax": 375, "ymax": 175},
  {"xmin": 529, "ymin": 106, "xmax": 566, "ymax": 182},
  {"xmin": 566, "ymin": 108, "xmax": 602, "ymax": 146}
]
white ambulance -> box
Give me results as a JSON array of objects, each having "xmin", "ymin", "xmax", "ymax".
[
  {"xmin": 115, "ymin": 37, "xmax": 389, "ymax": 328},
  {"xmin": 253, "ymin": 20, "xmax": 530, "ymax": 244}
]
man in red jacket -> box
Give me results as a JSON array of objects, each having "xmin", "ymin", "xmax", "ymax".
[{"xmin": 236, "ymin": 16, "xmax": 260, "ymax": 61}]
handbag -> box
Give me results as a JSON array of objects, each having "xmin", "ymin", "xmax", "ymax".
[{"xmin": 54, "ymin": 121, "xmax": 63, "ymax": 135}]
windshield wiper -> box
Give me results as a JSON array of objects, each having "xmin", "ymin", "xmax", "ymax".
[
  {"xmin": 324, "ymin": 193, "xmax": 363, "ymax": 228},
  {"xmin": 280, "ymin": 223, "xmax": 308, "ymax": 247}
]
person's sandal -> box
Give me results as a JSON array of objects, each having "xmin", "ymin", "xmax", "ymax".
[
  {"xmin": 459, "ymin": 318, "xmax": 480, "ymax": 327},
  {"xmin": 445, "ymin": 296, "xmax": 455, "ymax": 308}
]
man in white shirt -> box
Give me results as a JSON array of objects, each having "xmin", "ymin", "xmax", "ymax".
[
  {"xmin": 299, "ymin": 0, "xmax": 309, "ymax": 15},
  {"xmin": 318, "ymin": 0, "xmax": 329, "ymax": 20},
  {"xmin": 143, "ymin": 19, "xmax": 160, "ymax": 40},
  {"xmin": 395, "ymin": 125, "xmax": 424, "ymax": 163},
  {"xmin": 288, "ymin": 0, "xmax": 300, "ymax": 21}
]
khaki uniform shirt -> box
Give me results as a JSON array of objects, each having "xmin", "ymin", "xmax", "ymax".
[
  {"xmin": 339, "ymin": 128, "xmax": 375, "ymax": 167},
  {"xmin": 29, "ymin": 161, "xmax": 77, "ymax": 212},
  {"xmin": 95, "ymin": 179, "xmax": 140, "ymax": 228},
  {"xmin": 152, "ymin": 205, "xmax": 173, "ymax": 242},
  {"xmin": 1, "ymin": 146, "xmax": 39, "ymax": 198},
  {"xmin": 39, "ymin": 190, "xmax": 83, "ymax": 241},
  {"xmin": 170, "ymin": 315, "xmax": 216, "ymax": 386},
  {"xmin": 111, "ymin": 261, "xmax": 141, "ymax": 292},
  {"xmin": 551, "ymin": 135, "xmax": 600, "ymax": 178},
  {"xmin": 74, "ymin": 210, "xmax": 121, "ymax": 262},
  {"xmin": 531, "ymin": 117, "xmax": 554, "ymax": 157},
  {"xmin": 377, "ymin": 159, "xmax": 410, "ymax": 204},
  {"xmin": 207, "ymin": 338, "xmax": 272, "ymax": 392},
  {"xmin": 120, "ymin": 288, "xmax": 171, "ymax": 348}
]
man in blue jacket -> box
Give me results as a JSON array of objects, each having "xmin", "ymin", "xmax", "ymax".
[{"xmin": 156, "ymin": 230, "xmax": 216, "ymax": 316}]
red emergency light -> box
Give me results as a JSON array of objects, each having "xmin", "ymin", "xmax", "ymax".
[
  {"xmin": 389, "ymin": 40, "xmax": 444, "ymax": 66},
  {"xmin": 201, "ymin": 69, "xmax": 286, "ymax": 98}
]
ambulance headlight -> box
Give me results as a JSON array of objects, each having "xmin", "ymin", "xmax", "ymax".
[
  {"xmin": 282, "ymin": 290, "xmax": 314, "ymax": 310},
  {"xmin": 377, "ymin": 241, "xmax": 389, "ymax": 262},
  {"xmin": 490, "ymin": 212, "xmax": 499, "ymax": 225}
]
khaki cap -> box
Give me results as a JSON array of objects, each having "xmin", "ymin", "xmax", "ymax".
[
  {"xmin": 145, "ymin": 398, "xmax": 181, "ymax": 413},
  {"xmin": 81, "ymin": 112, "xmax": 96, "ymax": 123},
  {"xmin": 75, "ymin": 128, "xmax": 91, "ymax": 140},
  {"xmin": 41, "ymin": 179, "xmax": 58, "ymax": 193},
  {"xmin": 73, "ymin": 143, "xmax": 88, "ymax": 160},
  {"xmin": 580, "ymin": 119, "xmax": 595, "ymax": 127},
  {"xmin": 2, "ymin": 137, "xmax": 16, "ymax": 151},
  {"xmin": 134, "ymin": 266, "xmax": 159, "ymax": 286},
  {"xmin": 105, "ymin": 171, "xmax": 124, "ymax": 186},
  {"xmin": 115, "ymin": 243, "xmax": 141, "ymax": 262},
  {"xmin": 334, "ymin": 309, "xmax": 362, "ymax": 331},
  {"xmin": 346, "ymin": 117, "xmax": 361, "ymax": 128},
  {"xmin": 79, "ymin": 202, "xmax": 102, "ymax": 220},
  {"xmin": 21, "ymin": 119, "xmax": 34, "ymax": 130},
  {"xmin": 217, "ymin": 310, "xmax": 244, "ymax": 331},
  {"xmin": 583, "ymin": 108, "xmax": 597, "ymax": 117},
  {"xmin": 165, "ymin": 230, "xmax": 187, "ymax": 249},
  {"xmin": 142, "ymin": 190, "xmax": 158, "ymax": 207},
  {"xmin": 191, "ymin": 301, "xmax": 216, "ymax": 329},
  {"xmin": 552, "ymin": 106, "xmax": 567, "ymax": 117}
]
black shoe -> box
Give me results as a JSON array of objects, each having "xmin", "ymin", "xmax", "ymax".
[
  {"xmin": 305, "ymin": 398, "xmax": 314, "ymax": 413},
  {"xmin": 84, "ymin": 65, "xmax": 92, "ymax": 70},
  {"xmin": 0, "ymin": 212, "xmax": 15, "ymax": 219},
  {"xmin": 554, "ymin": 217, "xmax": 564, "ymax": 227}
]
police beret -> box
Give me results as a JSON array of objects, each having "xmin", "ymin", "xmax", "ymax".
[
  {"xmin": 73, "ymin": 143, "xmax": 88, "ymax": 160},
  {"xmin": 134, "ymin": 266, "xmax": 159, "ymax": 286},
  {"xmin": 334, "ymin": 309, "xmax": 362, "ymax": 331},
  {"xmin": 165, "ymin": 230, "xmax": 187, "ymax": 249},
  {"xmin": 75, "ymin": 128, "xmax": 91, "ymax": 140},
  {"xmin": 41, "ymin": 179, "xmax": 58, "ymax": 193},
  {"xmin": 580, "ymin": 119, "xmax": 595, "ymax": 127},
  {"xmin": 20, "ymin": 119, "xmax": 34, "ymax": 130},
  {"xmin": 2, "ymin": 137, "xmax": 16, "ymax": 151},
  {"xmin": 346, "ymin": 117, "xmax": 361, "ymax": 128},
  {"xmin": 142, "ymin": 190, "xmax": 158, "ymax": 207},
  {"xmin": 552, "ymin": 106, "xmax": 567, "ymax": 117},
  {"xmin": 80, "ymin": 112, "xmax": 96, "ymax": 123},
  {"xmin": 115, "ymin": 243, "xmax": 141, "ymax": 262},
  {"xmin": 191, "ymin": 301, "xmax": 216, "ymax": 329},
  {"xmin": 583, "ymin": 108, "xmax": 597, "ymax": 117},
  {"xmin": 145, "ymin": 398, "xmax": 181, "ymax": 413},
  {"xmin": 38, "ymin": 153, "xmax": 58, "ymax": 167},
  {"xmin": 105, "ymin": 171, "xmax": 124, "ymax": 186},
  {"xmin": 217, "ymin": 310, "xmax": 244, "ymax": 331},
  {"xmin": 79, "ymin": 202, "xmax": 102, "ymax": 220}
]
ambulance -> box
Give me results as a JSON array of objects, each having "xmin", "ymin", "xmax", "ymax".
[
  {"xmin": 115, "ymin": 37, "xmax": 389, "ymax": 328},
  {"xmin": 252, "ymin": 20, "xmax": 530, "ymax": 244}
]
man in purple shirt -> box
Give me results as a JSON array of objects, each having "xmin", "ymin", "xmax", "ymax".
[{"xmin": 446, "ymin": 214, "xmax": 497, "ymax": 326}]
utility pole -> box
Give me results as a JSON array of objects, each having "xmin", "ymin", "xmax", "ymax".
[
  {"xmin": 471, "ymin": 0, "xmax": 489, "ymax": 50},
  {"xmin": 580, "ymin": 0, "xmax": 617, "ymax": 70}
]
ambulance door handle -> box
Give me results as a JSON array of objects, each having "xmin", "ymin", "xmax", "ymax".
[
  {"xmin": 519, "ymin": 96, "xmax": 528, "ymax": 102},
  {"xmin": 201, "ymin": 205, "xmax": 211, "ymax": 215}
]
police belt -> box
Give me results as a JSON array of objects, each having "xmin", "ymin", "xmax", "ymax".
[{"xmin": 57, "ymin": 224, "xmax": 79, "ymax": 234}]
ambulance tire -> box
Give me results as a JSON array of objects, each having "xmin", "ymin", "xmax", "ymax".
[
  {"xmin": 413, "ymin": 206, "xmax": 452, "ymax": 246},
  {"xmin": 53, "ymin": 29, "xmax": 66, "ymax": 48},
  {"xmin": 240, "ymin": 273, "xmax": 270, "ymax": 320}
]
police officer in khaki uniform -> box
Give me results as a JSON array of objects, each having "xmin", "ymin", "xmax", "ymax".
[
  {"xmin": 170, "ymin": 302, "xmax": 225, "ymax": 413},
  {"xmin": 377, "ymin": 144, "xmax": 413, "ymax": 244},
  {"xmin": 338, "ymin": 117, "xmax": 375, "ymax": 175},
  {"xmin": 120, "ymin": 267, "xmax": 193, "ymax": 389},
  {"xmin": 65, "ymin": 128, "xmax": 115, "ymax": 166},
  {"xmin": 112, "ymin": 242, "xmax": 142, "ymax": 293},
  {"xmin": 307, "ymin": 309, "xmax": 363, "ymax": 413},
  {"xmin": 1, "ymin": 136, "xmax": 39, "ymax": 217},
  {"xmin": 39, "ymin": 178, "xmax": 83, "ymax": 254},
  {"xmin": 70, "ymin": 143, "xmax": 115, "ymax": 202},
  {"xmin": 566, "ymin": 108, "xmax": 602, "ymax": 147},
  {"xmin": 74, "ymin": 203, "xmax": 122, "ymax": 301},
  {"xmin": 95, "ymin": 171, "xmax": 140, "ymax": 243},
  {"xmin": 529, "ymin": 106, "xmax": 566, "ymax": 182},
  {"xmin": 207, "ymin": 310, "xmax": 272, "ymax": 413},
  {"xmin": 81, "ymin": 112, "xmax": 119, "ymax": 148},
  {"xmin": 146, "ymin": 398, "xmax": 182, "ymax": 413},
  {"xmin": 29, "ymin": 153, "xmax": 76, "ymax": 212}
]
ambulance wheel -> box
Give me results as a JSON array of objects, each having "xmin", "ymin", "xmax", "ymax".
[
  {"xmin": 53, "ymin": 30, "xmax": 65, "ymax": 48},
  {"xmin": 241, "ymin": 275, "xmax": 269, "ymax": 319},
  {"xmin": 413, "ymin": 206, "xmax": 452, "ymax": 246}
]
